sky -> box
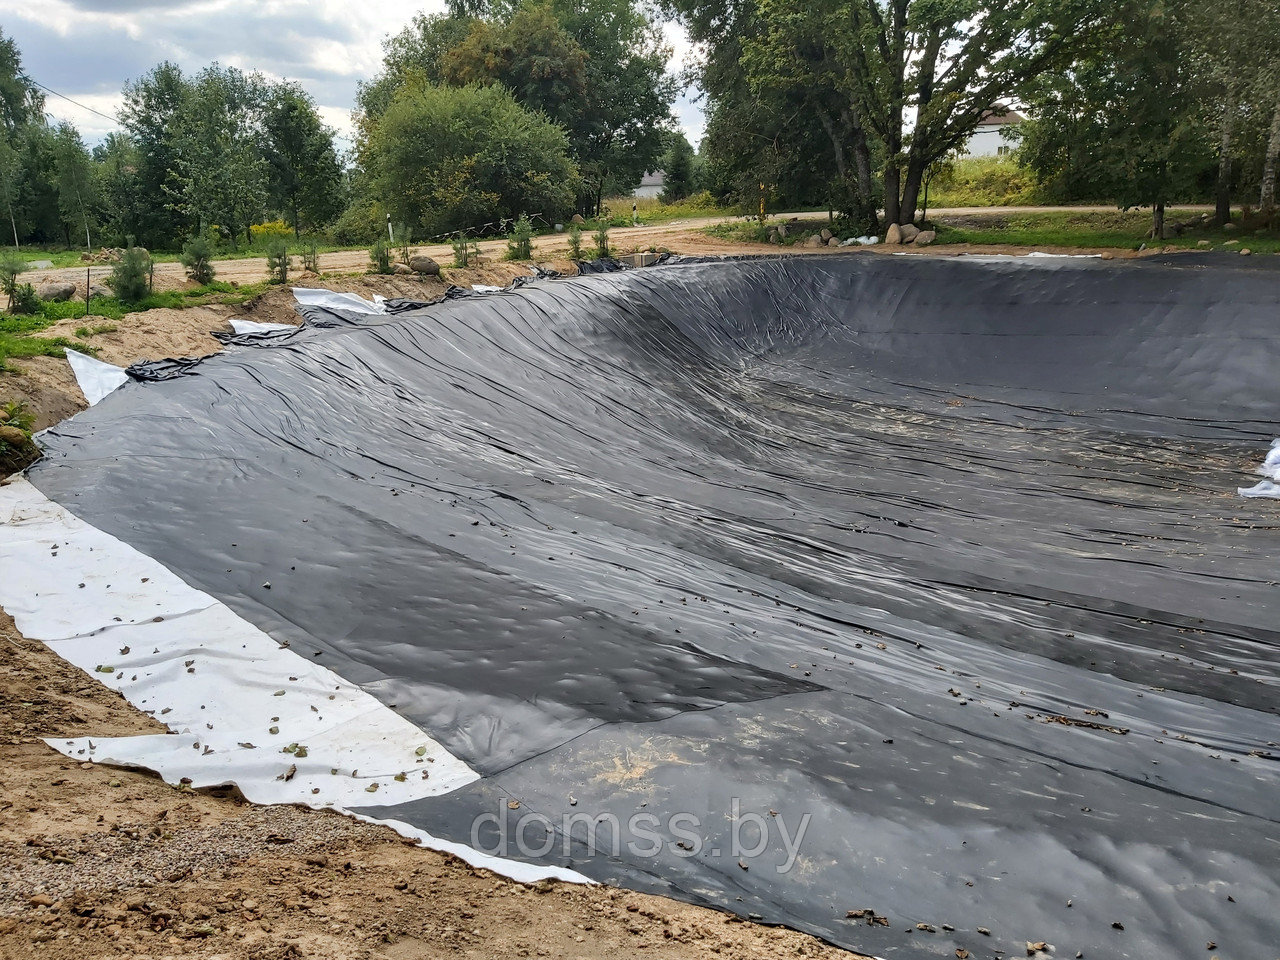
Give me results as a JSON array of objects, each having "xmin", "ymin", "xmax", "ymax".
[{"xmin": 0, "ymin": 0, "xmax": 704, "ymax": 152}]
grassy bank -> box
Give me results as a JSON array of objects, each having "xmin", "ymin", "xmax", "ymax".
[
  {"xmin": 708, "ymin": 208, "xmax": 1280, "ymax": 254},
  {"xmin": 0, "ymin": 280, "xmax": 270, "ymax": 371}
]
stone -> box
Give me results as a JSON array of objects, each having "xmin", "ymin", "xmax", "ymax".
[
  {"xmin": 36, "ymin": 281, "xmax": 76, "ymax": 302},
  {"xmin": 776, "ymin": 223, "xmax": 788, "ymax": 239},
  {"xmin": 1240, "ymin": 248, "xmax": 1252, "ymax": 256},
  {"xmin": 820, "ymin": 228, "xmax": 833, "ymax": 242},
  {"xmin": 886, "ymin": 223, "xmax": 903, "ymax": 245},
  {"xmin": 899, "ymin": 223, "xmax": 920, "ymax": 243},
  {"xmin": 1099, "ymin": 251, "xmax": 1114, "ymax": 260},
  {"xmin": 87, "ymin": 284, "xmax": 110, "ymax": 299},
  {"xmin": 409, "ymin": 255, "xmax": 440, "ymax": 276},
  {"xmin": 913, "ymin": 230, "xmax": 936, "ymax": 246},
  {"xmin": 768, "ymin": 230, "xmax": 780, "ymax": 244},
  {"xmin": 1222, "ymin": 221, "xmax": 1237, "ymax": 231},
  {"xmin": 392, "ymin": 262, "xmax": 412, "ymax": 275},
  {"xmin": 1196, "ymin": 239, "xmax": 1211, "ymax": 247},
  {"xmin": 827, "ymin": 236, "xmax": 840, "ymax": 246},
  {"xmin": 803, "ymin": 235, "xmax": 824, "ymax": 248},
  {"xmin": 1223, "ymin": 239, "xmax": 1239, "ymax": 246},
  {"xmin": 570, "ymin": 214, "xmax": 586, "ymax": 225}
]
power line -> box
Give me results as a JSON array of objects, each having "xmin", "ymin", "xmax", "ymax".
[{"xmin": 21, "ymin": 73, "xmax": 118, "ymax": 124}]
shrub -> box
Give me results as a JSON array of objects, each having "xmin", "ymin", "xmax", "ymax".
[
  {"xmin": 180, "ymin": 235, "xmax": 216, "ymax": 285},
  {"xmin": 0, "ymin": 252, "xmax": 23, "ymax": 312},
  {"xmin": 593, "ymin": 223, "xmax": 610, "ymax": 259},
  {"xmin": 251, "ymin": 220, "xmax": 293, "ymax": 243},
  {"xmin": 109, "ymin": 239, "xmax": 152, "ymax": 305},
  {"xmin": 369, "ymin": 239, "xmax": 393, "ymax": 274},
  {"xmin": 2, "ymin": 399, "xmax": 35, "ymax": 431},
  {"xmin": 451, "ymin": 236, "xmax": 479, "ymax": 268},
  {"xmin": 567, "ymin": 224, "xmax": 582, "ymax": 260},
  {"xmin": 266, "ymin": 240, "xmax": 291, "ymax": 284},
  {"xmin": 366, "ymin": 80, "xmax": 579, "ymax": 237},
  {"xmin": 11, "ymin": 283, "xmax": 40, "ymax": 316},
  {"xmin": 301, "ymin": 242, "xmax": 320, "ymax": 273},
  {"xmin": 394, "ymin": 224, "xmax": 414, "ymax": 267},
  {"xmin": 506, "ymin": 214, "xmax": 534, "ymax": 261}
]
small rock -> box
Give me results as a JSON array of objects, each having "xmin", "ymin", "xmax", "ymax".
[
  {"xmin": 827, "ymin": 236, "xmax": 840, "ymax": 247},
  {"xmin": 1223, "ymin": 239, "xmax": 1239, "ymax": 246},
  {"xmin": 29, "ymin": 894, "xmax": 54, "ymax": 907},
  {"xmin": 1099, "ymin": 251, "xmax": 1114, "ymax": 260},
  {"xmin": 1196, "ymin": 239, "xmax": 1211, "ymax": 247},
  {"xmin": 392, "ymin": 262, "xmax": 412, "ymax": 275},
  {"xmin": 1240, "ymin": 248, "xmax": 1251, "ymax": 256}
]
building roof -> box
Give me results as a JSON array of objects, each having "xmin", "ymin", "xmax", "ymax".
[{"xmin": 976, "ymin": 106, "xmax": 1024, "ymax": 127}]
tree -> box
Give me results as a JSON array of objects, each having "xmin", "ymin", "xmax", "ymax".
[
  {"xmin": 119, "ymin": 62, "xmax": 191, "ymax": 248},
  {"xmin": 358, "ymin": 12, "xmax": 478, "ymax": 118},
  {"xmin": 92, "ymin": 133, "xmax": 147, "ymax": 246},
  {"xmin": 0, "ymin": 139, "xmax": 20, "ymax": 247},
  {"xmin": 166, "ymin": 65, "xmax": 269, "ymax": 246},
  {"xmin": 659, "ymin": 132, "xmax": 697, "ymax": 202},
  {"xmin": 1018, "ymin": 0, "xmax": 1211, "ymax": 236},
  {"xmin": 262, "ymin": 83, "xmax": 344, "ymax": 238},
  {"xmin": 0, "ymin": 29, "xmax": 43, "ymax": 139},
  {"xmin": 442, "ymin": 3, "xmax": 589, "ymax": 129},
  {"xmin": 739, "ymin": 0, "xmax": 1109, "ymax": 226},
  {"xmin": 52, "ymin": 123, "xmax": 95, "ymax": 250},
  {"xmin": 361, "ymin": 80, "xmax": 578, "ymax": 237}
]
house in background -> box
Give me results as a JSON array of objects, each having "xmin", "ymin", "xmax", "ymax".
[
  {"xmin": 633, "ymin": 170, "xmax": 665, "ymax": 198},
  {"xmin": 961, "ymin": 106, "xmax": 1024, "ymax": 157}
]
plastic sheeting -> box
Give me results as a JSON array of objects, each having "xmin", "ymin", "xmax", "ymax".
[
  {"xmin": 65, "ymin": 348, "xmax": 128, "ymax": 405},
  {"xmin": 21, "ymin": 254, "xmax": 1280, "ymax": 959}
]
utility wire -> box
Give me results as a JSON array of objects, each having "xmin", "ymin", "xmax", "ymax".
[{"xmin": 20, "ymin": 72, "xmax": 118, "ymax": 124}]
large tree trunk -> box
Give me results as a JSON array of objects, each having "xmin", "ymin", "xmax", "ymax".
[
  {"xmin": 1152, "ymin": 200, "xmax": 1165, "ymax": 241},
  {"xmin": 1261, "ymin": 97, "xmax": 1280, "ymax": 213},
  {"xmin": 1215, "ymin": 90, "xmax": 1235, "ymax": 226},
  {"xmin": 849, "ymin": 113, "xmax": 876, "ymax": 233},
  {"xmin": 898, "ymin": 154, "xmax": 928, "ymax": 225},
  {"xmin": 883, "ymin": 165, "xmax": 901, "ymax": 227}
]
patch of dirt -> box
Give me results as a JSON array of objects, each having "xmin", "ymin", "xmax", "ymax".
[{"xmin": 0, "ymin": 604, "xmax": 867, "ymax": 960}]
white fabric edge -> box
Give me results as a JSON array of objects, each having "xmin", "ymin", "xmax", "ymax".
[
  {"xmin": 230, "ymin": 318, "xmax": 294, "ymax": 334},
  {"xmin": 342, "ymin": 811, "xmax": 593, "ymax": 885},
  {"xmin": 64, "ymin": 348, "xmax": 129, "ymax": 405},
  {"xmin": 291, "ymin": 287, "xmax": 388, "ymax": 315}
]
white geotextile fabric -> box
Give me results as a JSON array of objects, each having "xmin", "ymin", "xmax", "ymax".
[
  {"xmin": 65, "ymin": 348, "xmax": 129, "ymax": 405},
  {"xmin": 291, "ymin": 287, "xmax": 388, "ymax": 314},
  {"xmin": 0, "ymin": 476, "xmax": 592, "ymax": 883},
  {"xmin": 472, "ymin": 284, "xmax": 503, "ymax": 293},
  {"xmin": 230, "ymin": 318, "xmax": 294, "ymax": 334},
  {"xmin": 0, "ymin": 477, "xmax": 475, "ymax": 808},
  {"xmin": 1239, "ymin": 439, "xmax": 1280, "ymax": 498}
]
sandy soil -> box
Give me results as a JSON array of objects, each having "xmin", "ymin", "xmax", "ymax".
[{"xmin": 0, "ymin": 612, "xmax": 870, "ymax": 960}]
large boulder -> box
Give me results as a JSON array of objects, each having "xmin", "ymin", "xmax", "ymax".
[
  {"xmin": 886, "ymin": 223, "xmax": 903, "ymax": 245},
  {"xmin": 913, "ymin": 230, "xmax": 937, "ymax": 246},
  {"xmin": 827, "ymin": 236, "xmax": 840, "ymax": 247},
  {"xmin": 570, "ymin": 213, "xmax": 586, "ymax": 225},
  {"xmin": 899, "ymin": 223, "xmax": 920, "ymax": 243},
  {"xmin": 409, "ymin": 255, "xmax": 440, "ymax": 276},
  {"xmin": 36, "ymin": 281, "xmax": 76, "ymax": 302},
  {"xmin": 819, "ymin": 228, "xmax": 833, "ymax": 242},
  {"xmin": 803, "ymin": 234, "xmax": 824, "ymax": 248},
  {"xmin": 392, "ymin": 262, "xmax": 413, "ymax": 275}
]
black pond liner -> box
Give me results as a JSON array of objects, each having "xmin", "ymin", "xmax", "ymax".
[{"xmin": 31, "ymin": 253, "xmax": 1280, "ymax": 959}]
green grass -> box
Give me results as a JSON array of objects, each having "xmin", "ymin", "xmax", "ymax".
[
  {"xmin": 931, "ymin": 209, "xmax": 1280, "ymax": 252},
  {"xmin": 707, "ymin": 209, "xmax": 1280, "ymax": 254},
  {"xmin": 925, "ymin": 156, "xmax": 1046, "ymax": 208},
  {"xmin": 599, "ymin": 191, "xmax": 733, "ymax": 227}
]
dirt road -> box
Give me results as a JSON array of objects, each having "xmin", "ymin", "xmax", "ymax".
[{"xmin": 21, "ymin": 205, "xmax": 1196, "ymax": 290}]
